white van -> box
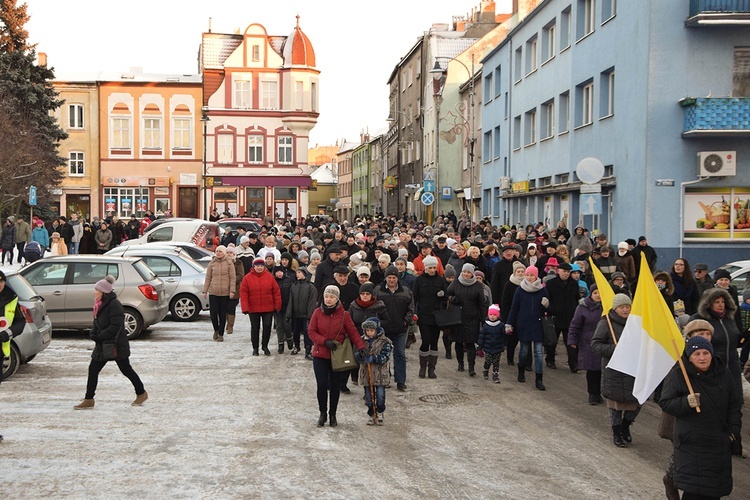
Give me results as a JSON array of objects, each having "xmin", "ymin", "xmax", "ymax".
[{"xmin": 121, "ymin": 219, "xmax": 219, "ymax": 250}]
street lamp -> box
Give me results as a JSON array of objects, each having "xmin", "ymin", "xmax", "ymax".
[
  {"xmin": 200, "ymin": 106, "xmax": 210, "ymax": 220},
  {"xmin": 431, "ymin": 55, "xmax": 476, "ymax": 226}
]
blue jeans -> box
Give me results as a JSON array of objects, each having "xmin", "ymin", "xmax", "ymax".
[
  {"xmin": 387, "ymin": 331, "xmax": 407, "ymax": 384},
  {"xmin": 519, "ymin": 341, "xmax": 544, "ymax": 374},
  {"xmin": 364, "ymin": 385, "xmax": 386, "ymax": 415},
  {"xmin": 70, "ymin": 241, "xmax": 79, "ymax": 255}
]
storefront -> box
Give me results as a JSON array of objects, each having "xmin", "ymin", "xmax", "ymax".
[
  {"xmin": 101, "ymin": 176, "xmax": 172, "ymax": 218},
  {"xmin": 206, "ymin": 176, "xmax": 310, "ymax": 220}
]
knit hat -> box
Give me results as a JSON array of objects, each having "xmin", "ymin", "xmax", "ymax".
[
  {"xmin": 357, "ymin": 266, "xmax": 371, "ymax": 277},
  {"xmin": 310, "ymin": 251, "xmax": 321, "ymax": 262},
  {"xmin": 612, "ymin": 293, "xmax": 632, "ymax": 310},
  {"xmin": 398, "ymin": 248, "xmax": 409, "ymax": 258},
  {"xmin": 446, "ymin": 238, "xmax": 457, "ymax": 248},
  {"xmin": 305, "ymin": 240, "xmax": 315, "ymax": 249},
  {"xmin": 395, "ymin": 256, "xmax": 408, "ymax": 265},
  {"xmin": 384, "ymin": 265, "xmax": 398, "ymax": 277},
  {"xmin": 240, "ymin": 236, "xmax": 250, "ymax": 244},
  {"xmin": 216, "ymin": 245, "xmax": 227, "ymax": 254},
  {"xmin": 444, "ymin": 265, "xmax": 457, "ymax": 278},
  {"xmin": 683, "ymin": 319, "xmax": 715, "ymax": 337},
  {"xmin": 714, "ymin": 269, "xmax": 732, "ymax": 281},
  {"xmin": 226, "ymin": 243, "xmax": 236, "ymax": 254},
  {"xmin": 461, "ymin": 263, "xmax": 475, "ymax": 274},
  {"xmin": 685, "ymin": 335, "xmax": 714, "ymax": 357},
  {"xmin": 570, "ymin": 263, "xmax": 582, "ymax": 273},
  {"xmin": 349, "ymin": 253, "xmax": 362, "ymax": 266},
  {"xmin": 94, "ymin": 275, "xmax": 115, "ymax": 294},
  {"xmin": 611, "ymin": 271, "xmax": 626, "ymax": 281},
  {"xmin": 359, "ymin": 282, "xmax": 375, "ymax": 295},
  {"xmin": 423, "ymin": 256, "xmax": 439, "ymax": 268},
  {"xmin": 361, "ymin": 317, "xmax": 381, "ymax": 333},
  {"xmin": 298, "ymin": 250, "xmax": 309, "ymax": 259},
  {"xmin": 407, "ymin": 262, "xmax": 415, "ymax": 272},
  {"xmin": 324, "ymin": 285, "xmax": 340, "ymax": 299},
  {"xmin": 512, "ymin": 261, "xmax": 526, "ymax": 272},
  {"xmin": 488, "ymin": 304, "xmax": 501, "ymax": 317},
  {"xmin": 252, "ymin": 257, "xmax": 265, "ymax": 267},
  {"xmin": 474, "ymin": 270, "xmax": 485, "ymax": 280},
  {"xmin": 618, "ymin": 241, "xmax": 628, "ymax": 250},
  {"xmin": 378, "ymin": 254, "xmax": 391, "ymax": 264}
]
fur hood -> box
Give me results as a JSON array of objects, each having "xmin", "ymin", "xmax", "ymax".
[
  {"xmin": 361, "ymin": 317, "xmax": 385, "ymax": 338},
  {"xmin": 698, "ymin": 287, "xmax": 737, "ymax": 318},
  {"xmin": 653, "ymin": 271, "xmax": 674, "ymax": 296}
]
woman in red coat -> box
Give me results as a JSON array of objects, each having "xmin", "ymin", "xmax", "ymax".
[
  {"xmin": 308, "ymin": 285, "xmax": 366, "ymax": 427},
  {"xmin": 240, "ymin": 257, "xmax": 281, "ymax": 356}
]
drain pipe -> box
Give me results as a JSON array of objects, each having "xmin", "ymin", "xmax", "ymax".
[{"xmin": 679, "ymin": 178, "xmax": 705, "ymax": 258}]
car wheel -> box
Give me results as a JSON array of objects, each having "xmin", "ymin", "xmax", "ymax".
[
  {"xmin": 123, "ymin": 308, "xmax": 144, "ymax": 340},
  {"xmin": 170, "ymin": 294, "xmax": 201, "ymax": 322},
  {"xmin": 2, "ymin": 344, "xmax": 21, "ymax": 380}
]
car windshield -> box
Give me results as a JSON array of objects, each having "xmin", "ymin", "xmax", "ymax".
[
  {"xmin": 6, "ymin": 274, "xmax": 39, "ymax": 300},
  {"xmin": 132, "ymin": 259, "xmax": 157, "ymax": 281}
]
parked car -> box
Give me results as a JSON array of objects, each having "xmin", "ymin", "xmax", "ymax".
[
  {"xmin": 121, "ymin": 219, "xmax": 219, "ymax": 251},
  {"xmin": 108, "ymin": 242, "xmax": 213, "ymax": 267},
  {"xmin": 19, "ymin": 255, "xmax": 168, "ymax": 339},
  {"xmin": 106, "ymin": 246, "xmax": 209, "ymax": 321},
  {"xmin": 217, "ymin": 218, "xmax": 262, "ymax": 234},
  {"xmin": 1, "ymin": 270, "xmax": 53, "ymax": 380},
  {"xmin": 710, "ymin": 260, "xmax": 750, "ymax": 295}
]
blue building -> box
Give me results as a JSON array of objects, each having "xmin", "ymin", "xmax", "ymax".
[{"xmin": 480, "ymin": 0, "xmax": 750, "ymax": 269}]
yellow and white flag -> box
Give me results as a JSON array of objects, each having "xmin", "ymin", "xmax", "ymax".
[
  {"xmin": 588, "ymin": 257, "xmax": 614, "ymax": 316},
  {"xmin": 608, "ymin": 254, "xmax": 685, "ymax": 404}
]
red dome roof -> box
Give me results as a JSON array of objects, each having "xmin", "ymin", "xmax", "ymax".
[{"xmin": 283, "ymin": 16, "xmax": 316, "ymax": 67}]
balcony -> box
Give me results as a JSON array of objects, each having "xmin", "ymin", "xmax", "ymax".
[
  {"xmin": 680, "ymin": 97, "xmax": 750, "ymax": 137},
  {"xmin": 686, "ymin": 0, "xmax": 750, "ymax": 26}
]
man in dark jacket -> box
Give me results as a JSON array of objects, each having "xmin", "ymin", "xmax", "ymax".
[
  {"xmin": 693, "ymin": 263, "xmax": 715, "ymax": 297},
  {"xmin": 631, "ymin": 236, "xmax": 657, "ymax": 277},
  {"xmin": 314, "ymin": 244, "xmax": 342, "ymax": 296},
  {"xmin": 490, "ymin": 245, "xmax": 518, "ymax": 304},
  {"xmin": 432, "ymin": 235, "xmax": 453, "ymax": 268},
  {"xmin": 58, "ymin": 216, "xmax": 74, "ymax": 249},
  {"xmin": 374, "ymin": 266, "xmax": 414, "ymax": 391},
  {"xmin": 273, "ymin": 265, "xmax": 294, "ymax": 353},
  {"xmin": 545, "ymin": 262, "xmax": 581, "ymax": 371},
  {"xmin": 333, "ymin": 266, "xmax": 359, "ymax": 310}
]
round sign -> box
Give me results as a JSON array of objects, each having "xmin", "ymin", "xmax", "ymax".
[
  {"xmin": 0, "ymin": 316, "xmax": 8, "ymax": 330},
  {"xmin": 576, "ymin": 157, "xmax": 605, "ymax": 184},
  {"xmin": 420, "ymin": 192, "xmax": 435, "ymax": 206}
]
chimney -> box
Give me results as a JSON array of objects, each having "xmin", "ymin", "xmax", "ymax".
[
  {"xmin": 208, "ymin": 17, "xmax": 213, "ymax": 33},
  {"xmin": 480, "ymin": 0, "xmax": 496, "ymax": 22},
  {"xmin": 38, "ymin": 52, "xmax": 47, "ymax": 67}
]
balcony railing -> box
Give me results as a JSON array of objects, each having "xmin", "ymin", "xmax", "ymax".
[
  {"xmin": 687, "ymin": 0, "xmax": 750, "ymax": 25},
  {"xmin": 680, "ymin": 97, "xmax": 750, "ymax": 137}
]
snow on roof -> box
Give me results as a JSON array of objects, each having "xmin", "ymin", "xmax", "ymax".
[
  {"xmin": 201, "ymin": 33, "xmax": 243, "ymax": 69},
  {"xmin": 310, "ymin": 163, "xmax": 336, "ymax": 184}
]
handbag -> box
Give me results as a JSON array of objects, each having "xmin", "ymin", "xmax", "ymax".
[
  {"xmin": 101, "ymin": 342, "xmax": 117, "ymax": 361},
  {"xmin": 542, "ymin": 315, "xmax": 557, "ymax": 348},
  {"xmin": 329, "ymin": 314, "xmax": 357, "ymax": 372},
  {"xmin": 657, "ymin": 411, "xmax": 675, "ymax": 440},
  {"xmin": 434, "ymin": 305, "xmax": 463, "ymax": 328}
]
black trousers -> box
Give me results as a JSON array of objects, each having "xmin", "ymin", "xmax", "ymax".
[
  {"xmin": 16, "ymin": 242, "xmax": 25, "ymax": 263},
  {"xmin": 249, "ymin": 311, "xmax": 274, "ymax": 349},
  {"xmin": 313, "ymin": 357, "xmax": 347, "ymax": 415},
  {"xmin": 209, "ymin": 294, "xmax": 230, "ymax": 336},
  {"xmin": 586, "ymin": 370, "xmax": 602, "ymax": 396},
  {"xmin": 418, "ymin": 323, "xmax": 441, "ymax": 352},
  {"xmin": 85, "ymin": 358, "xmax": 145, "ymax": 399}
]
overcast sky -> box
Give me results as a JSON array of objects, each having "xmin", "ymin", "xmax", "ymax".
[{"xmin": 25, "ymin": 0, "xmax": 512, "ymax": 147}]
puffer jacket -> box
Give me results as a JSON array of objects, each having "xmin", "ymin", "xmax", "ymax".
[
  {"xmin": 374, "ymin": 282, "xmax": 414, "ymax": 336},
  {"xmin": 90, "ymin": 292, "xmax": 130, "ymax": 362},
  {"xmin": 348, "ymin": 299, "xmax": 389, "ymax": 334},
  {"xmin": 31, "ymin": 226, "xmax": 49, "ymax": 250},
  {"xmin": 506, "ymin": 281, "xmax": 549, "ymax": 343},
  {"xmin": 659, "ymin": 355, "xmax": 742, "ymax": 498},
  {"xmin": 478, "ymin": 319, "xmax": 506, "ymax": 354},
  {"xmin": 567, "ymin": 296, "xmax": 603, "ymax": 371},
  {"xmin": 203, "ymin": 255, "xmax": 236, "ymax": 296},
  {"xmin": 412, "ymin": 272, "xmax": 448, "ymax": 326},
  {"xmin": 240, "ymin": 268, "xmax": 281, "ymax": 314},
  {"xmin": 447, "ymin": 278, "xmax": 489, "ymax": 343},
  {"xmin": 308, "ymin": 303, "xmax": 365, "ymax": 360},
  {"xmin": 286, "ymin": 275, "xmax": 318, "ymax": 320},
  {"xmin": 355, "ymin": 324, "xmax": 393, "ymax": 386},
  {"xmin": 1, "ymin": 223, "xmax": 16, "ymax": 250},
  {"xmin": 546, "ymin": 275, "xmax": 580, "ymax": 330},
  {"xmin": 231, "ymin": 258, "xmax": 244, "ymax": 291},
  {"xmin": 591, "ymin": 310, "xmax": 636, "ymax": 404}
]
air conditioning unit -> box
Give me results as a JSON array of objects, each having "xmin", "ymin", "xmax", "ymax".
[
  {"xmin": 499, "ymin": 176, "xmax": 511, "ymax": 190},
  {"xmin": 698, "ymin": 151, "xmax": 736, "ymax": 177}
]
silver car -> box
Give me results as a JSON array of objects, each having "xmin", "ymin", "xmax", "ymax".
[
  {"xmin": 110, "ymin": 242, "xmax": 213, "ymax": 268},
  {"xmin": 1, "ymin": 271, "xmax": 53, "ymax": 380},
  {"xmin": 106, "ymin": 246, "xmax": 209, "ymax": 321},
  {"xmin": 20, "ymin": 255, "xmax": 168, "ymax": 339}
]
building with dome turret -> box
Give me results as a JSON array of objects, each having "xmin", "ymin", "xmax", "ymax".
[{"xmin": 199, "ymin": 17, "xmax": 320, "ymax": 220}]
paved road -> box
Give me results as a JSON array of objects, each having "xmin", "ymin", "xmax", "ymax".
[{"xmin": 2, "ymin": 313, "xmax": 749, "ymax": 499}]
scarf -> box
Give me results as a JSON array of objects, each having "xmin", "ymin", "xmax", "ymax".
[
  {"xmin": 485, "ymin": 319, "xmax": 502, "ymax": 327},
  {"xmin": 509, "ymin": 274, "xmax": 523, "ymax": 286},
  {"xmin": 458, "ymin": 273, "xmax": 477, "ymax": 286},
  {"xmin": 94, "ymin": 297, "xmax": 103, "ymax": 318},
  {"xmin": 520, "ymin": 278, "xmax": 543, "ymax": 293},
  {"xmin": 356, "ymin": 297, "xmax": 377, "ymax": 308},
  {"xmin": 321, "ymin": 301, "xmax": 339, "ymax": 315}
]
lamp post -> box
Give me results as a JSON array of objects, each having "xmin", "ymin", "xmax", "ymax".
[
  {"xmin": 200, "ymin": 106, "xmax": 210, "ymax": 220},
  {"xmin": 431, "ymin": 54, "xmax": 476, "ymax": 226}
]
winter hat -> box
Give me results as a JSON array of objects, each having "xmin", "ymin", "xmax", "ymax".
[
  {"xmin": 423, "ymin": 256, "xmax": 439, "ymax": 268},
  {"xmin": 273, "ymin": 265, "xmax": 285, "ymax": 275},
  {"xmin": 361, "ymin": 317, "xmax": 381, "ymax": 333},
  {"xmin": 240, "ymin": 236, "xmax": 250, "ymax": 244},
  {"xmin": 512, "ymin": 261, "xmax": 526, "ymax": 272},
  {"xmin": 384, "ymin": 265, "xmax": 399, "ymax": 278},
  {"xmin": 612, "ymin": 293, "xmax": 632, "ymax": 310},
  {"xmin": 570, "ymin": 263, "xmax": 582, "ymax": 273},
  {"xmin": 683, "ymin": 319, "xmax": 715, "ymax": 337},
  {"xmin": 474, "ymin": 270, "xmax": 485, "ymax": 280},
  {"xmin": 446, "ymin": 238, "xmax": 457, "ymax": 248},
  {"xmin": 298, "ymin": 250, "xmax": 309, "ymax": 260},
  {"xmin": 461, "ymin": 263, "xmax": 476, "ymax": 274},
  {"xmin": 51, "ymin": 231, "xmax": 61, "ymax": 239},
  {"xmin": 398, "ymin": 248, "xmax": 409, "ymax": 258},
  {"xmin": 35, "ymin": 220, "xmax": 44, "ymax": 227},
  {"xmin": 685, "ymin": 335, "xmax": 714, "ymax": 358},
  {"xmin": 378, "ymin": 254, "xmax": 391, "ymax": 264},
  {"xmin": 226, "ymin": 243, "xmax": 236, "ymax": 254},
  {"xmin": 558, "ymin": 262, "xmax": 572, "ymax": 271},
  {"xmin": 252, "ymin": 257, "xmax": 265, "ymax": 267},
  {"xmin": 611, "ymin": 271, "xmax": 626, "ymax": 281},
  {"xmin": 546, "ymin": 257, "xmax": 560, "ymax": 268},
  {"xmin": 618, "ymin": 241, "xmax": 628, "ymax": 250},
  {"xmin": 334, "ymin": 265, "xmax": 349, "ymax": 276},
  {"xmin": 324, "ymin": 285, "xmax": 340, "ymax": 299},
  {"xmin": 444, "ymin": 266, "xmax": 457, "ymax": 278},
  {"xmin": 281, "ymin": 252, "xmax": 294, "ymax": 262},
  {"xmin": 359, "ymin": 282, "xmax": 375, "ymax": 295},
  {"xmin": 357, "ymin": 266, "xmax": 371, "ymax": 277},
  {"xmin": 310, "ymin": 251, "xmax": 321, "ymax": 262},
  {"xmin": 488, "ymin": 304, "xmax": 501, "ymax": 317},
  {"xmin": 216, "ymin": 245, "xmax": 227, "ymax": 254},
  {"xmin": 94, "ymin": 275, "xmax": 115, "ymax": 294},
  {"xmin": 0, "ymin": 270, "xmax": 5, "ymax": 282},
  {"xmin": 349, "ymin": 253, "xmax": 363, "ymax": 266},
  {"xmin": 305, "ymin": 240, "xmax": 315, "ymax": 249},
  {"xmin": 525, "ymin": 266, "xmax": 539, "ymax": 278},
  {"xmin": 395, "ymin": 256, "xmax": 408, "ymax": 265},
  {"xmin": 714, "ymin": 269, "xmax": 732, "ymax": 281},
  {"xmin": 406, "ymin": 262, "xmax": 415, "ymax": 272}
]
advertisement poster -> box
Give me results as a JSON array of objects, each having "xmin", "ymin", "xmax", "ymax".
[{"xmin": 683, "ymin": 187, "xmax": 750, "ymax": 240}]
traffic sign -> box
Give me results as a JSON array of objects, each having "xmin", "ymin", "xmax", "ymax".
[
  {"xmin": 581, "ymin": 194, "xmax": 602, "ymax": 215},
  {"xmin": 29, "ymin": 186, "xmax": 37, "ymax": 206},
  {"xmin": 420, "ymin": 192, "xmax": 435, "ymax": 206},
  {"xmin": 423, "ymin": 179, "xmax": 435, "ymax": 193},
  {"xmin": 580, "ymin": 184, "xmax": 601, "ymax": 194}
]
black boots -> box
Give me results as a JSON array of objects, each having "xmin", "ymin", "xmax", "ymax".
[
  {"xmin": 517, "ymin": 365, "xmax": 526, "ymax": 382},
  {"xmin": 535, "ymin": 373, "xmax": 546, "ymax": 391},
  {"xmin": 329, "ymin": 414, "xmax": 337, "ymax": 427},
  {"xmin": 427, "ymin": 351, "xmax": 438, "ymax": 379},
  {"xmin": 467, "ymin": 349, "xmax": 477, "ymax": 377},
  {"xmin": 612, "ymin": 425, "xmax": 626, "ymax": 447},
  {"xmin": 457, "ymin": 351, "xmax": 465, "ymax": 372},
  {"xmin": 621, "ymin": 419, "xmax": 633, "ymax": 443},
  {"xmin": 317, "ymin": 412, "xmax": 327, "ymax": 427},
  {"xmin": 419, "ymin": 352, "xmax": 429, "ymax": 378}
]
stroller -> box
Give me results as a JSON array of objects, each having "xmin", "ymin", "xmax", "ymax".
[{"xmin": 24, "ymin": 241, "xmax": 44, "ymax": 264}]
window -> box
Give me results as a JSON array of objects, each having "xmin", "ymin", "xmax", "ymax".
[
  {"xmin": 141, "ymin": 257, "xmax": 181, "ymax": 278},
  {"xmin": 248, "ymin": 135, "xmax": 264, "ymax": 164},
  {"xmin": 143, "ymin": 118, "xmax": 161, "ymax": 149},
  {"xmin": 734, "ymin": 48, "xmax": 750, "ymax": 97},
  {"xmin": 234, "ymin": 80, "xmax": 251, "ymax": 109},
  {"xmin": 111, "ymin": 117, "xmax": 130, "ymax": 149},
  {"xmin": 493, "ymin": 126, "xmax": 501, "ymax": 159},
  {"xmin": 245, "ymin": 187, "xmax": 265, "ymax": 216},
  {"xmin": 559, "ymin": 91, "xmax": 570, "ymax": 133},
  {"xmin": 602, "ymin": 0, "xmax": 616, "ymax": 22},
  {"xmin": 311, "ymin": 82, "xmax": 318, "ymax": 110},
  {"xmin": 72, "ymin": 263, "xmax": 119, "ymax": 284},
  {"xmin": 542, "ymin": 99, "xmax": 555, "ymax": 139},
  {"xmin": 525, "ymin": 35, "xmax": 538, "ymax": 74},
  {"xmin": 278, "ymin": 136, "xmax": 293, "ymax": 164},
  {"xmin": 543, "ymin": 21, "xmax": 556, "ymax": 62},
  {"xmin": 408, "ymin": 66, "xmax": 413, "ymax": 87},
  {"xmin": 295, "ymin": 81, "xmax": 304, "ymax": 110},
  {"xmin": 577, "ymin": 0, "xmax": 596, "ymax": 40},
  {"xmin": 493, "ymin": 187, "xmax": 501, "ymax": 215},
  {"xmin": 483, "ymin": 188, "xmax": 492, "ymax": 216},
  {"xmin": 252, "ymin": 45, "xmax": 260, "ymax": 62},
  {"xmin": 575, "ymin": 80, "xmax": 594, "ymax": 127},
  {"xmin": 484, "ymin": 73, "xmax": 493, "ymax": 103},
  {"xmin": 600, "ymin": 68, "xmax": 615, "ymax": 117},
  {"xmin": 514, "ymin": 47, "xmax": 523, "ymax": 82},
  {"xmin": 494, "ymin": 66, "xmax": 502, "ymax": 97},
  {"xmin": 483, "ymin": 130, "xmax": 492, "ymax": 163},
  {"xmin": 504, "ymin": 92, "xmax": 509, "ymax": 119},
  {"xmin": 172, "ymin": 117, "xmax": 191, "ymax": 149},
  {"xmin": 217, "ymin": 134, "xmax": 234, "ymax": 164},
  {"xmin": 561, "ymin": 6, "xmax": 572, "ymax": 49},
  {"xmin": 69, "ymin": 104, "xmax": 84, "ymax": 129},
  {"xmin": 69, "ymin": 151, "xmax": 84, "ymax": 176},
  {"xmin": 261, "ymin": 81, "xmax": 278, "ymax": 110},
  {"xmin": 524, "ymin": 108, "xmax": 537, "ymax": 146},
  {"xmin": 513, "ymin": 115, "xmax": 521, "ymax": 149}
]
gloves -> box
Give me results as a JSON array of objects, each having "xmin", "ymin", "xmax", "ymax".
[
  {"xmin": 0, "ymin": 330, "xmax": 9, "ymax": 343},
  {"xmin": 365, "ymin": 355, "xmax": 376, "ymax": 363},
  {"xmin": 324, "ymin": 339, "xmax": 337, "ymax": 351},
  {"xmin": 437, "ymin": 290, "xmax": 445, "ymax": 297},
  {"xmin": 687, "ymin": 393, "xmax": 701, "ymax": 408},
  {"xmin": 541, "ymin": 297, "xmax": 550, "ymax": 308},
  {"xmin": 413, "ymin": 314, "xmax": 419, "ymax": 322},
  {"xmin": 357, "ymin": 348, "xmax": 367, "ymax": 359},
  {"xmin": 476, "ymin": 348, "xmax": 485, "ymax": 358},
  {"xmin": 505, "ymin": 324, "xmax": 513, "ymax": 334}
]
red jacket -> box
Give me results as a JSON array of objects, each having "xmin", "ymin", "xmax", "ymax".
[
  {"xmin": 308, "ymin": 303, "xmax": 365, "ymax": 360},
  {"xmin": 240, "ymin": 268, "xmax": 281, "ymax": 314},
  {"xmin": 413, "ymin": 253, "xmax": 445, "ymax": 276}
]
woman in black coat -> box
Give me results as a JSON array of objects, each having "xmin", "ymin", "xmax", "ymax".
[
  {"xmin": 74, "ymin": 275, "xmax": 148, "ymax": 409},
  {"xmin": 659, "ymin": 336, "xmax": 742, "ymax": 499},
  {"xmin": 447, "ymin": 263, "xmax": 489, "ymax": 377},
  {"xmin": 500, "ymin": 261, "xmax": 526, "ymax": 366},
  {"xmin": 412, "ymin": 256, "xmax": 448, "ymax": 379}
]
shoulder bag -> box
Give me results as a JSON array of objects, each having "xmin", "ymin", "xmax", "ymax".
[
  {"xmin": 95, "ymin": 313, "xmax": 119, "ymax": 361},
  {"xmin": 330, "ymin": 313, "xmax": 357, "ymax": 372},
  {"xmin": 434, "ymin": 304, "xmax": 463, "ymax": 328},
  {"xmin": 542, "ymin": 315, "xmax": 557, "ymax": 348}
]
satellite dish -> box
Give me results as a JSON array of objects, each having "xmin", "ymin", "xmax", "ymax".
[{"xmin": 576, "ymin": 157, "xmax": 605, "ymax": 184}]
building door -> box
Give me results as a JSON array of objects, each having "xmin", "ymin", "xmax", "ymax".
[
  {"xmin": 66, "ymin": 194, "xmax": 90, "ymax": 220},
  {"xmin": 274, "ymin": 187, "xmax": 297, "ymax": 221},
  {"xmin": 178, "ymin": 187, "xmax": 198, "ymax": 218}
]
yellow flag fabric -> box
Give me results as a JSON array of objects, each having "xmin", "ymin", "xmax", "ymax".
[
  {"xmin": 1, "ymin": 297, "xmax": 17, "ymax": 357},
  {"xmin": 588, "ymin": 257, "xmax": 613, "ymax": 316}
]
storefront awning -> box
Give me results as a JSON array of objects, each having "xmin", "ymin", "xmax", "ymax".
[{"xmin": 216, "ymin": 176, "xmax": 312, "ymax": 188}]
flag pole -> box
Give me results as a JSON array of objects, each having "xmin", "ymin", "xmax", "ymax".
[
  {"xmin": 605, "ymin": 314, "xmax": 617, "ymax": 346},
  {"xmin": 671, "ymin": 338, "xmax": 700, "ymax": 413}
]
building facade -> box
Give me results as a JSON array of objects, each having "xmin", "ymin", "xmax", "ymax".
[
  {"xmin": 335, "ymin": 141, "xmax": 358, "ymax": 222},
  {"xmin": 352, "ymin": 136, "xmax": 371, "ymax": 217}
]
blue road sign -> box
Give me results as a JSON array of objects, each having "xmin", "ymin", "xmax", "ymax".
[
  {"xmin": 441, "ymin": 187, "xmax": 452, "ymax": 200},
  {"xmin": 423, "ymin": 180, "xmax": 435, "ymax": 193},
  {"xmin": 420, "ymin": 192, "xmax": 435, "ymax": 206},
  {"xmin": 29, "ymin": 186, "xmax": 37, "ymax": 206},
  {"xmin": 580, "ymin": 194, "xmax": 601, "ymax": 215}
]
